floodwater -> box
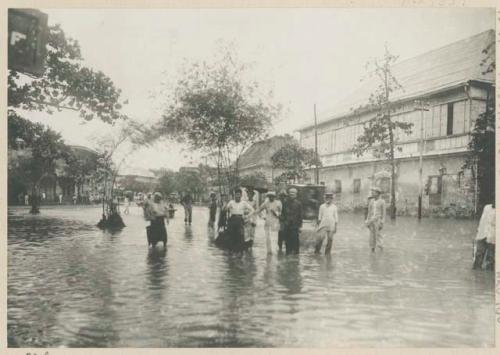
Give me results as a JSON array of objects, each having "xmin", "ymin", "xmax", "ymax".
[{"xmin": 7, "ymin": 205, "xmax": 495, "ymax": 347}]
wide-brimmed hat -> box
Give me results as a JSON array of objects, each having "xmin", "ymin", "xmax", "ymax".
[
  {"xmin": 325, "ymin": 192, "xmax": 334, "ymax": 197},
  {"xmin": 266, "ymin": 191, "xmax": 276, "ymax": 196},
  {"xmin": 370, "ymin": 186, "xmax": 382, "ymax": 193},
  {"xmin": 209, "ymin": 191, "xmax": 216, "ymax": 196}
]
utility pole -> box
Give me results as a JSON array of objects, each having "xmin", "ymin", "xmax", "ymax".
[
  {"xmin": 314, "ymin": 104, "xmax": 319, "ymax": 184},
  {"xmin": 416, "ymin": 100, "xmax": 429, "ymax": 220}
]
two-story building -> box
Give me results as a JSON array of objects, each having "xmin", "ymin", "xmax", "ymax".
[{"xmin": 298, "ymin": 30, "xmax": 494, "ymax": 216}]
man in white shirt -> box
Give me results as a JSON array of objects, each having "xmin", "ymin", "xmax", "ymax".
[
  {"xmin": 473, "ymin": 202, "xmax": 495, "ymax": 270},
  {"xmin": 315, "ymin": 192, "xmax": 339, "ymax": 255}
]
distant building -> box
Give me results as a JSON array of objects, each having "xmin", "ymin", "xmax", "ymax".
[
  {"xmin": 8, "ymin": 142, "xmax": 101, "ymax": 204},
  {"xmin": 298, "ymin": 30, "xmax": 494, "ymax": 216},
  {"xmin": 115, "ymin": 168, "xmax": 158, "ymax": 190},
  {"xmin": 238, "ymin": 135, "xmax": 296, "ymax": 183}
]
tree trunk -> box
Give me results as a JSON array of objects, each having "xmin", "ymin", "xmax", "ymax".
[{"xmin": 30, "ymin": 184, "xmax": 40, "ymax": 214}]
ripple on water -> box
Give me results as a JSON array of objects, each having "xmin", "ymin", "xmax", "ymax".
[{"xmin": 7, "ymin": 206, "xmax": 495, "ymax": 347}]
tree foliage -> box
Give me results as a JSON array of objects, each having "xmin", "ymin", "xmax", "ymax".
[
  {"xmin": 464, "ymin": 38, "xmax": 495, "ymax": 212},
  {"xmin": 271, "ymin": 142, "xmax": 321, "ymax": 183},
  {"xmin": 144, "ymin": 45, "xmax": 281, "ymax": 192},
  {"xmin": 8, "ymin": 112, "xmax": 66, "ymax": 213},
  {"xmin": 8, "ymin": 24, "xmax": 127, "ymax": 123},
  {"xmin": 352, "ymin": 45, "xmax": 411, "ymax": 219}
]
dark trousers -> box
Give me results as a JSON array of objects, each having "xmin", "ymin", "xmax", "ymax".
[
  {"xmin": 473, "ymin": 238, "xmax": 495, "ymax": 270},
  {"xmin": 184, "ymin": 205, "xmax": 192, "ymax": 224},
  {"xmin": 285, "ymin": 227, "xmax": 300, "ymax": 255},
  {"xmin": 278, "ymin": 229, "xmax": 285, "ymax": 249}
]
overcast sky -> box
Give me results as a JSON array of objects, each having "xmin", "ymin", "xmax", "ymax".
[{"xmin": 28, "ymin": 7, "xmax": 494, "ymax": 173}]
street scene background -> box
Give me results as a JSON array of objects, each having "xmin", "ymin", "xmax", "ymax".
[{"xmin": 6, "ymin": 6, "xmax": 496, "ymax": 349}]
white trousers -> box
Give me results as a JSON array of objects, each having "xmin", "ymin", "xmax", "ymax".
[{"xmin": 265, "ymin": 226, "xmax": 279, "ymax": 254}]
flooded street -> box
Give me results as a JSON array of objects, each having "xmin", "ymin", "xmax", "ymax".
[{"xmin": 8, "ymin": 205, "xmax": 494, "ymax": 347}]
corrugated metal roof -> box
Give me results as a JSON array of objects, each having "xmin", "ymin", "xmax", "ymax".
[{"xmin": 300, "ymin": 30, "xmax": 495, "ymax": 131}]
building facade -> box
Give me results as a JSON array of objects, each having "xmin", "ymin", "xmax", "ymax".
[{"xmin": 298, "ymin": 30, "xmax": 494, "ymax": 217}]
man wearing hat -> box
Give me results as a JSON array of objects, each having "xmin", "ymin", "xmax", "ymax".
[
  {"xmin": 282, "ymin": 187, "xmax": 303, "ymax": 255},
  {"xmin": 365, "ymin": 186, "xmax": 386, "ymax": 252},
  {"xmin": 277, "ymin": 190, "xmax": 288, "ymax": 252},
  {"xmin": 315, "ymin": 191, "xmax": 339, "ymax": 255},
  {"xmin": 255, "ymin": 191, "xmax": 282, "ymax": 254}
]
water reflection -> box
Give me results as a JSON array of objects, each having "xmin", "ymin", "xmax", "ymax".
[{"xmin": 7, "ymin": 206, "xmax": 495, "ymax": 347}]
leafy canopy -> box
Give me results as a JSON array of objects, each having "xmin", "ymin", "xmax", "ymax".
[
  {"xmin": 147, "ymin": 46, "xmax": 280, "ymax": 153},
  {"xmin": 271, "ymin": 142, "xmax": 321, "ymax": 183},
  {"xmin": 352, "ymin": 45, "xmax": 413, "ymax": 160},
  {"xmin": 8, "ymin": 24, "xmax": 127, "ymax": 123}
]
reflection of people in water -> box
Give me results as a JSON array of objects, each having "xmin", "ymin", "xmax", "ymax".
[
  {"xmin": 147, "ymin": 247, "xmax": 167, "ymax": 302},
  {"xmin": 277, "ymin": 255, "xmax": 302, "ymax": 295}
]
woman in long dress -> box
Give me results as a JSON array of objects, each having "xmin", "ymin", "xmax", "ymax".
[
  {"xmin": 223, "ymin": 188, "xmax": 254, "ymax": 252},
  {"xmin": 144, "ymin": 192, "xmax": 169, "ymax": 248}
]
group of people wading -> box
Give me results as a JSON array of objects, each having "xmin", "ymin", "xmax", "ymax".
[
  {"xmin": 212, "ymin": 185, "xmax": 386, "ymax": 255},
  {"xmin": 142, "ymin": 185, "xmax": 388, "ymax": 255}
]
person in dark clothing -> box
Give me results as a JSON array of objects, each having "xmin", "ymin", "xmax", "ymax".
[
  {"xmin": 278, "ymin": 190, "xmax": 288, "ymax": 252},
  {"xmin": 208, "ymin": 191, "xmax": 218, "ymax": 229},
  {"xmin": 181, "ymin": 193, "xmax": 193, "ymax": 225},
  {"xmin": 282, "ymin": 188, "xmax": 303, "ymax": 255}
]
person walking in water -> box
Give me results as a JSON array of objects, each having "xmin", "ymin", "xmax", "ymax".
[
  {"xmin": 181, "ymin": 193, "xmax": 193, "ymax": 225},
  {"xmin": 282, "ymin": 188, "xmax": 303, "ymax": 255},
  {"xmin": 208, "ymin": 191, "xmax": 218, "ymax": 230},
  {"xmin": 224, "ymin": 188, "xmax": 254, "ymax": 252},
  {"xmin": 256, "ymin": 191, "xmax": 282, "ymax": 255},
  {"xmin": 365, "ymin": 186, "xmax": 386, "ymax": 252},
  {"xmin": 244, "ymin": 188, "xmax": 258, "ymax": 244},
  {"xmin": 315, "ymin": 191, "xmax": 339, "ymax": 255},
  {"xmin": 144, "ymin": 192, "xmax": 169, "ymax": 248},
  {"xmin": 277, "ymin": 190, "xmax": 287, "ymax": 253}
]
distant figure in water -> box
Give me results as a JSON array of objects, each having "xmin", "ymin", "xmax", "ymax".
[
  {"xmin": 181, "ymin": 193, "xmax": 193, "ymax": 225},
  {"xmin": 208, "ymin": 191, "xmax": 218, "ymax": 231},
  {"xmin": 365, "ymin": 186, "xmax": 385, "ymax": 252}
]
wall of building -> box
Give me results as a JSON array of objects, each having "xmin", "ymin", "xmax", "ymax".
[{"xmin": 309, "ymin": 153, "xmax": 475, "ymax": 217}]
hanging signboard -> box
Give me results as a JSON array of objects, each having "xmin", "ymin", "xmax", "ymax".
[{"xmin": 8, "ymin": 8, "xmax": 48, "ymax": 77}]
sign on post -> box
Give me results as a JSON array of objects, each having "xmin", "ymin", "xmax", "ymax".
[{"xmin": 8, "ymin": 8, "xmax": 48, "ymax": 77}]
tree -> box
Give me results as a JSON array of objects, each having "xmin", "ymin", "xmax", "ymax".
[
  {"xmin": 240, "ymin": 172, "xmax": 268, "ymax": 189},
  {"xmin": 352, "ymin": 45, "xmax": 412, "ymax": 220},
  {"xmin": 464, "ymin": 38, "xmax": 495, "ymax": 215},
  {"xmin": 155, "ymin": 169, "xmax": 179, "ymax": 197},
  {"xmin": 63, "ymin": 148, "xmax": 99, "ymax": 201},
  {"xmin": 93, "ymin": 122, "xmax": 141, "ymax": 228},
  {"xmin": 8, "ymin": 112, "xmax": 66, "ymax": 214},
  {"xmin": 271, "ymin": 142, "xmax": 321, "ymax": 184},
  {"xmin": 8, "ymin": 23, "xmax": 128, "ymax": 215},
  {"xmin": 8, "ymin": 24, "xmax": 127, "ymax": 123},
  {"xmin": 143, "ymin": 45, "xmax": 281, "ymax": 194}
]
